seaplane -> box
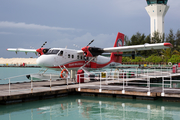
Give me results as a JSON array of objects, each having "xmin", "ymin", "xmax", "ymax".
[{"xmin": 7, "ymin": 32, "xmax": 172, "ymax": 80}]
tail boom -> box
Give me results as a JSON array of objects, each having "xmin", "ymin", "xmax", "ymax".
[{"xmin": 110, "ymin": 32, "xmax": 124, "ymax": 63}]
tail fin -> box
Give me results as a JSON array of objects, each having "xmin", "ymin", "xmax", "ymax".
[{"xmin": 110, "ymin": 32, "xmax": 124, "ymax": 63}]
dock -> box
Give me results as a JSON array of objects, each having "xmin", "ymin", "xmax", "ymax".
[{"xmin": 1, "ymin": 67, "xmax": 180, "ymax": 104}]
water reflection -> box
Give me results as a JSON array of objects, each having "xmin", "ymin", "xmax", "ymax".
[{"xmin": 0, "ymin": 95, "xmax": 180, "ymax": 120}]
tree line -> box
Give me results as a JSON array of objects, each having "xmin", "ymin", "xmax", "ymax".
[{"xmin": 123, "ymin": 29, "xmax": 180, "ymax": 64}]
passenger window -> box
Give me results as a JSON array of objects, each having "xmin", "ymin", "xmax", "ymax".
[
  {"xmin": 81, "ymin": 56, "xmax": 82, "ymax": 60},
  {"xmin": 72, "ymin": 55, "xmax": 74, "ymax": 59},
  {"xmin": 68, "ymin": 54, "xmax": 70, "ymax": 58},
  {"xmin": 77, "ymin": 55, "xmax": 79, "ymax": 59}
]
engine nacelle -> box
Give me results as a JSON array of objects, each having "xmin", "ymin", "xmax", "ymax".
[
  {"xmin": 81, "ymin": 46, "xmax": 104, "ymax": 57},
  {"xmin": 36, "ymin": 48, "xmax": 49, "ymax": 55}
]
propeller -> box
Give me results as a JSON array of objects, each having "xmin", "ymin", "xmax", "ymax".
[
  {"xmin": 41, "ymin": 41, "xmax": 47, "ymax": 48},
  {"xmin": 36, "ymin": 41, "xmax": 48, "ymax": 56},
  {"xmin": 83, "ymin": 39, "xmax": 94, "ymax": 61}
]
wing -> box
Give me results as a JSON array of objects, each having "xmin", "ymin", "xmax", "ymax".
[
  {"xmin": 7, "ymin": 48, "xmax": 37, "ymax": 53},
  {"xmin": 103, "ymin": 43, "xmax": 172, "ymax": 53}
]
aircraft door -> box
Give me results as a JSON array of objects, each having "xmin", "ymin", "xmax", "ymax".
[{"xmin": 55, "ymin": 50, "xmax": 64, "ymax": 65}]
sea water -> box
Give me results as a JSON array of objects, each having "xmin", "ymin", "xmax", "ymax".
[
  {"xmin": 0, "ymin": 95, "xmax": 180, "ymax": 120},
  {"xmin": 0, "ymin": 67, "xmax": 58, "ymax": 84}
]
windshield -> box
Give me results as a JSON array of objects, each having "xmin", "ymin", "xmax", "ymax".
[{"xmin": 46, "ymin": 49, "xmax": 60, "ymax": 54}]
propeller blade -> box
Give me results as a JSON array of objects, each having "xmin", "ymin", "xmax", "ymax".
[
  {"xmin": 87, "ymin": 39, "xmax": 94, "ymax": 46},
  {"xmin": 41, "ymin": 41, "xmax": 47, "ymax": 48}
]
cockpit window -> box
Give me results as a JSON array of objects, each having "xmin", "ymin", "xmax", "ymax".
[
  {"xmin": 43, "ymin": 49, "xmax": 49, "ymax": 54},
  {"xmin": 46, "ymin": 50, "xmax": 60, "ymax": 54},
  {"xmin": 58, "ymin": 51, "xmax": 63, "ymax": 56}
]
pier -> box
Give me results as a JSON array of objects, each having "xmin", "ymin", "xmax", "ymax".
[{"xmin": 1, "ymin": 67, "xmax": 180, "ymax": 104}]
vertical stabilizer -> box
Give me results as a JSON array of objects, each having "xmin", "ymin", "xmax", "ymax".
[{"xmin": 110, "ymin": 32, "xmax": 124, "ymax": 63}]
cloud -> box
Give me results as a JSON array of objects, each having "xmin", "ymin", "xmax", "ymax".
[
  {"xmin": 0, "ymin": 21, "xmax": 78, "ymax": 31},
  {"xmin": 0, "ymin": 32, "xmax": 13, "ymax": 35},
  {"xmin": 50, "ymin": 32, "xmax": 116, "ymax": 49}
]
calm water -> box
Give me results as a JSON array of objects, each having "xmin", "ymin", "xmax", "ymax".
[
  {"xmin": 0, "ymin": 67, "xmax": 58, "ymax": 84},
  {"xmin": 0, "ymin": 95, "xmax": 180, "ymax": 120},
  {"xmin": 1, "ymin": 67, "xmax": 180, "ymax": 120}
]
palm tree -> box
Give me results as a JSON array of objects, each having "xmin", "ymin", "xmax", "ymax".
[
  {"xmin": 161, "ymin": 48, "xmax": 173, "ymax": 62},
  {"xmin": 173, "ymin": 50, "xmax": 180, "ymax": 56}
]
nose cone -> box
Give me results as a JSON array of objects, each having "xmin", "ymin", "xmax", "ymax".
[{"xmin": 36, "ymin": 55, "xmax": 55, "ymax": 67}]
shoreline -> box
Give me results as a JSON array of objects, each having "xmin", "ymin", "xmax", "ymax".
[{"xmin": 0, "ymin": 58, "xmax": 37, "ymax": 65}]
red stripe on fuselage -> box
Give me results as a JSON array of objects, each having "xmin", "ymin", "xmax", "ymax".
[{"xmin": 47, "ymin": 60, "xmax": 111, "ymax": 69}]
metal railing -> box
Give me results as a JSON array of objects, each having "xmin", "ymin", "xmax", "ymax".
[
  {"xmin": 77, "ymin": 67, "xmax": 180, "ymax": 96},
  {"xmin": 1, "ymin": 73, "xmax": 70, "ymax": 96}
]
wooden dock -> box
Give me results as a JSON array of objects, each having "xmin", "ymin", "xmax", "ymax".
[{"xmin": 1, "ymin": 75, "xmax": 180, "ymax": 105}]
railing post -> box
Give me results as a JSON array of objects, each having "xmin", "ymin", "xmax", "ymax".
[
  {"xmin": 113, "ymin": 71, "xmax": 114, "ymax": 83},
  {"xmin": 78, "ymin": 74, "xmax": 81, "ymax": 91},
  {"xmin": 126, "ymin": 70, "xmax": 128, "ymax": 86},
  {"xmin": 99, "ymin": 72, "xmax": 102, "ymax": 92},
  {"xmin": 106, "ymin": 71, "xmax": 107, "ymax": 85},
  {"xmin": 122, "ymin": 72, "xmax": 125, "ymax": 94},
  {"xmin": 9, "ymin": 78, "xmax": 11, "ymax": 96},
  {"xmin": 136, "ymin": 68, "xmax": 138, "ymax": 78},
  {"xmin": 118, "ymin": 70, "xmax": 119, "ymax": 83},
  {"xmin": 161, "ymin": 77, "xmax": 165, "ymax": 96},
  {"xmin": 67, "ymin": 77, "xmax": 68, "ymax": 89},
  {"xmin": 31, "ymin": 75, "xmax": 33, "ymax": 93},
  {"xmin": 50, "ymin": 74, "xmax": 52, "ymax": 91},
  {"xmin": 147, "ymin": 77, "xmax": 150, "ymax": 96},
  {"xmin": 170, "ymin": 73, "xmax": 172, "ymax": 88}
]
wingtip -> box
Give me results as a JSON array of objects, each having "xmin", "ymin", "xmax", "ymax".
[{"xmin": 164, "ymin": 43, "xmax": 173, "ymax": 47}]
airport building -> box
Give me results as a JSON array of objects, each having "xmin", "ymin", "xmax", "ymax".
[{"xmin": 145, "ymin": 0, "xmax": 169, "ymax": 40}]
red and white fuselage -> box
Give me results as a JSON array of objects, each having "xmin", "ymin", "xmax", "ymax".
[{"xmin": 36, "ymin": 48, "xmax": 117, "ymax": 71}]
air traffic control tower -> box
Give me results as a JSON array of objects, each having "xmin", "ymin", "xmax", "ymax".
[{"xmin": 145, "ymin": 0, "xmax": 169, "ymax": 39}]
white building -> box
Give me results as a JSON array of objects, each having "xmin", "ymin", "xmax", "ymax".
[{"xmin": 145, "ymin": 0, "xmax": 169, "ymax": 40}]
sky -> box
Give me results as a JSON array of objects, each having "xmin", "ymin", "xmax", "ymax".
[{"xmin": 0, "ymin": 0, "xmax": 180, "ymax": 58}]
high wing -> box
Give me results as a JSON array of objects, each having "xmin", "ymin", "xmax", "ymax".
[
  {"xmin": 77, "ymin": 43, "xmax": 172, "ymax": 54},
  {"xmin": 103, "ymin": 43, "xmax": 172, "ymax": 53},
  {"xmin": 7, "ymin": 48, "xmax": 37, "ymax": 53}
]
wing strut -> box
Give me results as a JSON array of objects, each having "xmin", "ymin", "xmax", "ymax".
[{"xmin": 79, "ymin": 57, "xmax": 96, "ymax": 75}]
